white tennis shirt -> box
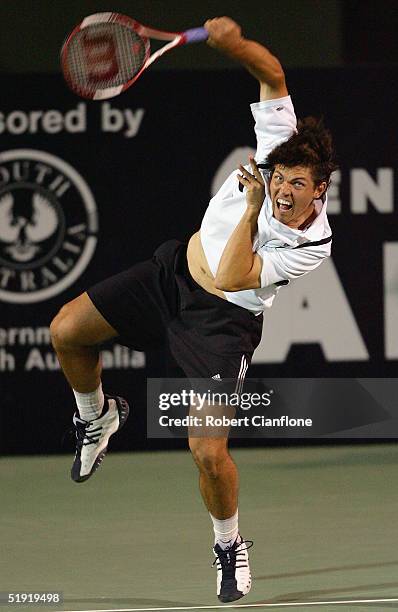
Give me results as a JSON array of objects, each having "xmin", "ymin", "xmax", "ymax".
[{"xmin": 200, "ymin": 95, "xmax": 332, "ymax": 313}]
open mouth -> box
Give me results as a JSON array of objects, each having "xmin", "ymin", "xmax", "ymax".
[{"xmin": 276, "ymin": 197, "xmax": 293, "ymax": 212}]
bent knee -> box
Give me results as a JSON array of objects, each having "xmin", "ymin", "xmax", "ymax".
[
  {"xmin": 51, "ymin": 293, "xmax": 118, "ymax": 349},
  {"xmin": 50, "ymin": 300, "xmax": 84, "ymax": 349},
  {"xmin": 189, "ymin": 439, "xmax": 228, "ymax": 479}
]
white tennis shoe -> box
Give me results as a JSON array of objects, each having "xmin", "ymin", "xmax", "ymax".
[
  {"xmin": 213, "ymin": 535, "xmax": 253, "ymax": 602},
  {"xmin": 71, "ymin": 395, "xmax": 129, "ymax": 483}
]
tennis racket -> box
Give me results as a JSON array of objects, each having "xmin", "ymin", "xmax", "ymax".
[{"xmin": 61, "ymin": 12, "xmax": 209, "ymax": 100}]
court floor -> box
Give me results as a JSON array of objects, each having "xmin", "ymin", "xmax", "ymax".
[{"xmin": 2, "ymin": 444, "xmax": 398, "ymax": 612}]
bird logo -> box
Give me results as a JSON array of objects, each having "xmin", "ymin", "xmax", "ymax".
[
  {"xmin": 0, "ymin": 190, "xmax": 59, "ymax": 263},
  {"xmin": 0, "ymin": 149, "xmax": 98, "ymax": 304}
]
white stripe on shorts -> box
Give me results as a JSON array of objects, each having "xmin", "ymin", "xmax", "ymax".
[{"xmin": 234, "ymin": 354, "xmax": 248, "ymax": 395}]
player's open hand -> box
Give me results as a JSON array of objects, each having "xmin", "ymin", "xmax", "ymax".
[
  {"xmin": 237, "ymin": 157, "xmax": 265, "ymax": 213},
  {"xmin": 204, "ymin": 17, "xmax": 243, "ymax": 53}
]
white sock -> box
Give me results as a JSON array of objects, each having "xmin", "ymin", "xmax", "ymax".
[
  {"xmin": 73, "ymin": 383, "xmax": 105, "ymax": 421},
  {"xmin": 210, "ymin": 509, "xmax": 240, "ymax": 550}
]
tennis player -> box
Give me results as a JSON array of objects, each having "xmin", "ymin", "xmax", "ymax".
[{"xmin": 51, "ymin": 17, "xmax": 337, "ymax": 603}]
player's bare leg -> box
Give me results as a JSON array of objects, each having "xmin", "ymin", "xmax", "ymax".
[
  {"xmin": 189, "ymin": 407, "xmax": 252, "ymax": 602},
  {"xmin": 50, "ymin": 292, "xmax": 116, "ymax": 391},
  {"xmin": 50, "ymin": 292, "xmax": 130, "ymax": 482},
  {"xmin": 189, "ymin": 436, "xmax": 238, "ymax": 519}
]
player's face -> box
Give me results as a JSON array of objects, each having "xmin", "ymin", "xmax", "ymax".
[{"xmin": 270, "ymin": 165, "xmax": 326, "ymax": 228}]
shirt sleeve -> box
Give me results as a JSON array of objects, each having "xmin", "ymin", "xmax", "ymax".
[
  {"xmin": 258, "ymin": 243, "xmax": 331, "ymax": 288},
  {"xmin": 250, "ymin": 96, "xmax": 297, "ymax": 163}
]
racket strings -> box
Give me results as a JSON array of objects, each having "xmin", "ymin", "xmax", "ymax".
[{"xmin": 65, "ymin": 23, "xmax": 147, "ymax": 92}]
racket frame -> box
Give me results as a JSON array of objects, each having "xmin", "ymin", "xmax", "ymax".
[{"xmin": 61, "ymin": 12, "xmax": 206, "ymax": 100}]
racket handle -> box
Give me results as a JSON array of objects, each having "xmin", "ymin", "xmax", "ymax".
[{"xmin": 183, "ymin": 27, "xmax": 209, "ymax": 44}]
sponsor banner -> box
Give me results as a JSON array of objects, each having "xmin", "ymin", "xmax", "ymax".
[
  {"xmin": 0, "ymin": 149, "xmax": 98, "ymax": 303},
  {"xmin": 0, "ymin": 67, "xmax": 396, "ymax": 452}
]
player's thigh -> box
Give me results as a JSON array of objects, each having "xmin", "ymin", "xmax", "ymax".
[{"xmin": 51, "ymin": 292, "xmax": 118, "ymax": 347}]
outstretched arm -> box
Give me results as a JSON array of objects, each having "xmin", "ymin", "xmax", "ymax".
[{"xmin": 204, "ymin": 17, "xmax": 288, "ymax": 101}]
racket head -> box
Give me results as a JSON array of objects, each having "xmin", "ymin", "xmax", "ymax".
[{"xmin": 61, "ymin": 13, "xmax": 151, "ymax": 100}]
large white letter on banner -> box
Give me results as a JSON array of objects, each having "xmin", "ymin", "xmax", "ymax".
[
  {"xmin": 384, "ymin": 242, "xmax": 398, "ymax": 359},
  {"xmin": 351, "ymin": 168, "xmax": 393, "ymax": 214},
  {"xmin": 253, "ymin": 258, "xmax": 369, "ymax": 363}
]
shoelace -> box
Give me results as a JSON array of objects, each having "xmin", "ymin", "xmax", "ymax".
[
  {"xmin": 60, "ymin": 403, "xmax": 110, "ymax": 450},
  {"xmin": 74, "ymin": 418, "xmax": 103, "ymax": 447},
  {"xmin": 212, "ymin": 540, "xmax": 253, "ymax": 576}
]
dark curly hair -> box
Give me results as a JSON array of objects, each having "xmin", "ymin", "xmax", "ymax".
[{"xmin": 265, "ymin": 116, "xmax": 338, "ymax": 195}]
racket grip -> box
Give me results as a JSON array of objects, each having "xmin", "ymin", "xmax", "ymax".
[{"xmin": 183, "ymin": 27, "xmax": 209, "ymax": 44}]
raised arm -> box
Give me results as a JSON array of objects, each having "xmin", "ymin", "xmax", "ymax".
[{"xmin": 204, "ymin": 17, "xmax": 288, "ymax": 101}]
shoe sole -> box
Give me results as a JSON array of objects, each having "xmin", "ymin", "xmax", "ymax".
[
  {"xmin": 218, "ymin": 592, "xmax": 245, "ymax": 603},
  {"xmin": 73, "ymin": 396, "xmax": 130, "ymax": 483}
]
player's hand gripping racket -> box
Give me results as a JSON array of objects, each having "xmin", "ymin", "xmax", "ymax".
[{"xmin": 61, "ymin": 12, "xmax": 208, "ymax": 100}]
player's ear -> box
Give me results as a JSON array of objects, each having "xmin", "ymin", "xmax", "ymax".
[{"xmin": 314, "ymin": 181, "xmax": 327, "ymax": 200}]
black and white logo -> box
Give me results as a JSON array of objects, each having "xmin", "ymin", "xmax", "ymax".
[{"xmin": 0, "ymin": 149, "xmax": 98, "ymax": 303}]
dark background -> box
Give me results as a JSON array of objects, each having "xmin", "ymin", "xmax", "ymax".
[
  {"xmin": 0, "ymin": 0, "xmax": 397, "ymax": 73},
  {"xmin": 0, "ymin": 1, "xmax": 397, "ymax": 454}
]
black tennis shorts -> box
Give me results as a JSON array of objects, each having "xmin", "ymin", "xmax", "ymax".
[{"xmin": 87, "ymin": 239, "xmax": 263, "ymax": 392}]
